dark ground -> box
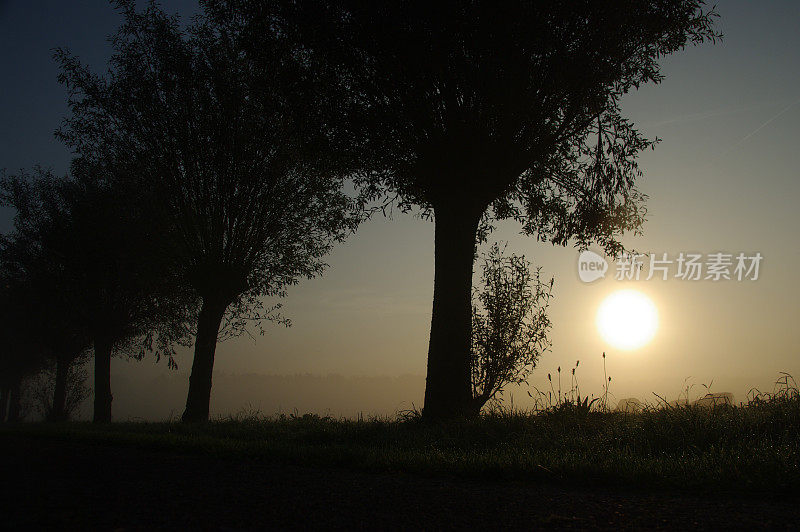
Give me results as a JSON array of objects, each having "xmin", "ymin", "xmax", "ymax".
[{"xmin": 2, "ymin": 434, "xmax": 799, "ymax": 530}]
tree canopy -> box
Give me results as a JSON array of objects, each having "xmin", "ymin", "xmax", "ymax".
[
  {"xmin": 264, "ymin": 0, "xmax": 720, "ymax": 419},
  {"xmin": 56, "ymin": 1, "xmax": 361, "ymax": 421},
  {"xmin": 0, "ymin": 168, "xmax": 94, "ymax": 420}
]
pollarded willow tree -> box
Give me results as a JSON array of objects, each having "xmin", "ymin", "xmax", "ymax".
[
  {"xmin": 0, "ymin": 169, "xmax": 93, "ymax": 421},
  {"xmin": 57, "ymin": 158, "xmax": 193, "ymax": 423},
  {"xmin": 275, "ymin": 0, "xmax": 720, "ymax": 419},
  {"xmin": 1, "ymin": 165, "xmax": 188, "ymax": 422},
  {"xmin": 57, "ymin": 1, "xmax": 360, "ymax": 421}
]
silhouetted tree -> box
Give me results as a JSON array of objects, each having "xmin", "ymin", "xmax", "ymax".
[
  {"xmin": 57, "ymin": 2, "xmax": 360, "ymax": 422},
  {"xmin": 0, "ymin": 272, "xmax": 48, "ymax": 422},
  {"xmin": 0, "ymin": 169, "xmax": 93, "ymax": 421},
  {"xmin": 29, "ymin": 359, "xmax": 91, "ymax": 421},
  {"xmin": 61, "ymin": 159, "xmax": 194, "ymax": 423},
  {"xmin": 276, "ymin": 0, "xmax": 719, "ymax": 419},
  {"xmin": 2, "ymin": 164, "xmax": 192, "ymax": 423},
  {"xmin": 470, "ymin": 244, "xmax": 552, "ymax": 413}
]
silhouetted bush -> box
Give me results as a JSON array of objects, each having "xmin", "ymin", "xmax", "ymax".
[{"xmin": 470, "ymin": 243, "xmax": 553, "ymax": 413}]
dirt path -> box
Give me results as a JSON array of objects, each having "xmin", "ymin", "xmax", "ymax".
[{"xmin": 2, "ymin": 435, "xmax": 797, "ymax": 530}]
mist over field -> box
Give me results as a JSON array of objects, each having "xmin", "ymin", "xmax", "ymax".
[
  {"xmin": 63, "ymin": 372, "xmax": 425, "ymax": 421},
  {"xmin": 60, "ymin": 364, "xmax": 771, "ymax": 422}
]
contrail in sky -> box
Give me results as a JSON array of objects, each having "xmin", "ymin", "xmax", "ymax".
[
  {"xmin": 729, "ymin": 98, "xmax": 800, "ymax": 148},
  {"xmin": 644, "ymin": 101, "xmax": 774, "ymax": 128},
  {"xmin": 705, "ymin": 98, "xmax": 800, "ymax": 167}
]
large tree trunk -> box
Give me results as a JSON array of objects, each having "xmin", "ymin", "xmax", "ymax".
[
  {"xmin": 93, "ymin": 336, "xmax": 113, "ymax": 423},
  {"xmin": 0, "ymin": 385, "xmax": 8, "ymax": 422},
  {"xmin": 50, "ymin": 356, "xmax": 69, "ymax": 422},
  {"xmin": 423, "ymin": 205, "xmax": 481, "ymax": 420},
  {"xmin": 181, "ymin": 296, "xmax": 229, "ymax": 422},
  {"xmin": 7, "ymin": 380, "xmax": 21, "ymax": 422}
]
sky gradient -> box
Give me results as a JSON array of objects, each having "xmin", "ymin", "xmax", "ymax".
[{"xmin": 1, "ymin": 0, "xmax": 798, "ymax": 418}]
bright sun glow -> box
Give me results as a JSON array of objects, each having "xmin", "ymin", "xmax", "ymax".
[{"xmin": 596, "ymin": 290, "xmax": 658, "ymax": 350}]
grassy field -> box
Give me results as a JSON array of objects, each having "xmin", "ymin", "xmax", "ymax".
[{"xmin": 4, "ymin": 385, "xmax": 799, "ymax": 493}]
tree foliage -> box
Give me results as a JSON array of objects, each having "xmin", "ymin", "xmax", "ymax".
[
  {"xmin": 0, "ymin": 163, "xmax": 192, "ymax": 422},
  {"xmin": 56, "ymin": 1, "xmax": 362, "ymax": 421},
  {"xmin": 271, "ymin": 0, "xmax": 720, "ymax": 419},
  {"xmin": 58, "ymin": 1, "xmax": 359, "ymax": 334},
  {"xmin": 287, "ymin": 0, "xmax": 718, "ymax": 241},
  {"xmin": 471, "ymin": 244, "xmax": 553, "ymax": 412},
  {"xmin": 0, "ymin": 168, "xmax": 93, "ymax": 421}
]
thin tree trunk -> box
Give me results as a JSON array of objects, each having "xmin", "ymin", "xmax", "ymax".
[
  {"xmin": 8, "ymin": 379, "xmax": 21, "ymax": 422},
  {"xmin": 93, "ymin": 336, "xmax": 113, "ymax": 423},
  {"xmin": 0, "ymin": 385, "xmax": 8, "ymax": 422},
  {"xmin": 423, "ymin": 205, "xmax": 481, "ymax": 420},
  {"xmin": 181, "ymin": 296, "xmax": 228, "ymax": 422},
  {"xmin": 50, "ymin": 356, "xmax": 69, "ymax": 422}
]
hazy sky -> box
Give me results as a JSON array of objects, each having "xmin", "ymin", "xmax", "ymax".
[{"xmin": 1, "ymin": 1, "xmax": 798, "ymax": 418}]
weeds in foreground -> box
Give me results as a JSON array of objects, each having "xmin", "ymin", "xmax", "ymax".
[
  {"xmin": 528, "ymin": 354, "xmax": 608, "ymax": 413},
  {"xmin": 4, "ymin": 367, "xmax": 799, "ymax": 492},
  {"xmin": 748, "ymin": 372, "xmax": 800, "ymax": 404}
]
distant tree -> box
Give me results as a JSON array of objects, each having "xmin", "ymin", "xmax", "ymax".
[
  {"xmin": 29, "ymin": 359, "xmax": 91, "ymax": 421},
  {"xmin": 276, "ymin": 0, "xmax": 719, "ymax": 419},
  {"xmin": 57, "ymin": 2, "xmax": 360, "ymax": 422},
  {"xmin": 0, "ymin": 169, "xmax": 93, "ymax": 421},
  {"xmin": 0, "ymin": 271, "xmax": 48, "ymax": 422},
  {"xmin": 1, "ymin": 165, "xmax": 193, "ymax": 423},
  {"xmin": 60, "ymin": 159, "xmax": 194, "ymax": 423},
  {"xmin": 470, "ymin": 244, "xmax": 553, "ymax": 414}
]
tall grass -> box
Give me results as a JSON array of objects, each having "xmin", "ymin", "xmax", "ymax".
[{"xmin": 6, "ymin": 372, "xmax": 799, "ymax": 492}]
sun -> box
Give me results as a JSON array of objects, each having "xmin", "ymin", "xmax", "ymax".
[{"xmin": 596, "ymin": 290, "xmax": 658, "ymax": 350}]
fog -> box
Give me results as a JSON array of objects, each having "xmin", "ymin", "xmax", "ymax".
[{"xmin": 68, "ymin": 370, "xmax": 425, "ymax": 421}]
